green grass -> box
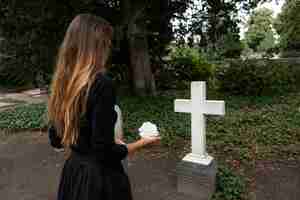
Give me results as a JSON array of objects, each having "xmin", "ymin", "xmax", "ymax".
[
  {"xmin": 0, "ymin": 103, "xmax": 47, "ymax": 130},
  {"xmin": 1, "ymin": 90, "xmax": 299, "ymax": 199},
  {"xmin": 0, "ymin": 90, "xmax": 299, "ymax": 162},
  {"xmin": 213, "ymin": 165, "xmax": 246, "ymax": 200},
  {"xmin": 119, "ymin": 91, "xmax": 300, "ymax": 162},
  {"xmin": 119, "ymin": 90, "xmax": 300, "ymax": 200}
]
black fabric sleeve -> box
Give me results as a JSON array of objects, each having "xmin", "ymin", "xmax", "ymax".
[
  {"xmin": 90, "ymin": 78, "xmax": 128, "ymax": 162},
  {"xmin": 48, "ymin": 124, "xmax": 63, "ymax": 149}
]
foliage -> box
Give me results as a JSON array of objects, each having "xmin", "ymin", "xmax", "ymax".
[
  {"xmin": 2, "ymin": 89, "xmax": 300, "ymax": 199},
  {"xmin": 257, "ymin": 33, "xmax": 278, "ymax": 58},
  {"xmin": 0, "ymin": 103, "xmax": 47, "ymax": 130},
  {"xmin": 169, "ymin": 47, "xmax": 214, "ymax": 81},
  {"xmin": 2, "ymin": 89, "xmax": 300, "ymax": 162},
  {"xmin": 156, "ymin": 47, "xmax": 214, "ymax": 89},
  {"xmin": 174, "ymin": 0, "xmax": 267, "ymax": 59},
  {"xmin": 195, "ymin": 0, "xmax": 242, "ymax": 59},
  {"xmin": 274, "ymin": 0, "xmax": 300, "ymax": 55},
  {"xmin": 215, "ymin": 59, "xmax": 300, "ymax": 96},
  {"xmin": 107, "ymin": 64, "xmax": 131, "ymax": 85},
  {"xmin": 0, "ymin": 0, "xmax": 271, "ymax": 90},
  {"xmin": 0, "ymin": 0, "xmax": 93, "ymax": 87},
  {"xmin": 244, "ymin": 8, "xmax": 276, "ymax": 54},
  {"xmin": 240, "ymin": 39, "xmax": 255, "ymax": 59},
  {"xmin": 212, "ymin": 165, "xmax": 246, "ymax": 200},
  {"xmin": 212, "ymin": 33, "xmax": 244, "ymax": 59},
  {"xmin": 0, "ymin": 0, "xmax": 189, "ymax": 89}
]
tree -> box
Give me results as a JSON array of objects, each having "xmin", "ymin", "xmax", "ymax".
[
  {"xmin": 117, "ymin": 0, "xmax": 190, "ymax": 95},
  {"xmin": 176, "ymin": 0, "xmax": 268, "ymax": 59},
  {"xmin": 0, "ymin": 0, "xmax": 267, "ymax": 93},
  {"xmin": 274, "ymin": 0, "xmax": 300, "ymax": 57},
  {"xmin": 0, "ymin": 0, "xmax": 189, "ymax": 95},
  {"xmin": 244, "ymin": 7, "xmax": 276, "ymax": 55},
  {"xmin": 217, "ymin": 33, "xmax": 244, "ymax": 58}
]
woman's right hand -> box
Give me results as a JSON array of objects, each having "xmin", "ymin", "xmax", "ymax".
[
  {"xmin": 126, "ymin": 136, "xmax": 161, "ymax": 156},
  {"xmin": 140, "ymin": 136, "xmax": 161, "ymax": 146}
]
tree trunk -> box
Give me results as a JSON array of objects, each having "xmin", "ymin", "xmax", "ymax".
[
  {"xmin": 128, "ymin": 24, "xmax": 156, "ymax": 96},
  {"xmin": 121, "ymin": 0, "xmax": 156, "ymax": 96}
]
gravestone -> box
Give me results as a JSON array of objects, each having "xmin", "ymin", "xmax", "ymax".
[{"xmin": 174, "ymin": 82, "xmax": 225, "ymax": 199}]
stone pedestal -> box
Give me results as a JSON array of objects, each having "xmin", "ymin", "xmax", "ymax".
[{"xmin": 176, "ymin": 158, "xmax": 217, "ymax": 200}]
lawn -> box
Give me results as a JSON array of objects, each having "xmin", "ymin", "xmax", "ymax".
[
  {"xmin": 120, "ymin": 90, "xmax": 300, "ymax": 162},
  {"xmin": 0, "ymin": 90, "xmax": 299, "ymax": 199}
]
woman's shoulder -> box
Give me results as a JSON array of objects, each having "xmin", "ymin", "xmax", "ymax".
[
  {"xmin": 86, "ymin": 73, "xmax": 115, "ymax": 110},
  {"xmin": 89, "ymin": 72, "xmax": 115, "ymax": 100}
]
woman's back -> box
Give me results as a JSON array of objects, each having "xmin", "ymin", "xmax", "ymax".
[{"xmin": 49, "ymin": 72, "xmax": 132, "ymax": 200}]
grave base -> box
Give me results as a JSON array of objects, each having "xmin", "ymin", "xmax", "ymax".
[{"xmin": 176, "ymin": 155, "xmax": 217, "ymax": 200}]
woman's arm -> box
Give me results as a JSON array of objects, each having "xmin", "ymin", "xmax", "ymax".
[
  {"xmin": 116, "ymin": 137, "xmax": 161, "ymax": 157},
  {"xmin": 90, "ymin": 77, "xmax": 128, "ymax": 162}
]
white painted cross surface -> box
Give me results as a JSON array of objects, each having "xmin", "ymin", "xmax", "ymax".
[{"xmin": 175, "ymin": 82, "xmax": 225, "ymax": 165}]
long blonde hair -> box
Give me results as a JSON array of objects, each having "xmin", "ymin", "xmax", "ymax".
[{"xmin": 48, "ymin": 14, "xmax": 113, "ymax": 147}]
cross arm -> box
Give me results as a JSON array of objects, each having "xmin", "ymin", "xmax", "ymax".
[
  {"xmin": 174, "ymin": 99, "xmax": 191, "ymax": 113},
  {"xmin": 175, "ymin": 99, "xmax": 225, "ymax": 115},
  {"xmin": 204, "ymin": 101, "xmax": 225, "ymax": 115}
]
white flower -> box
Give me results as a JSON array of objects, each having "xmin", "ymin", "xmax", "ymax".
[{"xmin": 139, "ymin": 122, "xmax": 159, "ymax": 138}]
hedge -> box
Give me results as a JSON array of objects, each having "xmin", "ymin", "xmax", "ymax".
[{"xmin": 215, "ymin": 59, "xmax": 300, "ymax": 96}]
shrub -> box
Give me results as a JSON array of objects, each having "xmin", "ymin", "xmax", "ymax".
[
  {"xmin": 156, "ymin": 47, "xmax": 214, "ymax": 89},
  {"xmin": 215, "ymin": 59, "xmax": 300, "ymax": 96},
  {"xmin": 170, "ymin": 47, "xmax": 214, "ymax": 81},
  {"xmin": 212, "ymin": 165, "xmax": 246, "ymax": 200},
  {"xmin": 0, "ymin": 103, "xmax": 47, "ymax": 130}
]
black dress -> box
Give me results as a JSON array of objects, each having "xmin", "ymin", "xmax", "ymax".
[{"xmin": 48, "ymin": 73, "xmax": 132, "ymax": 200}]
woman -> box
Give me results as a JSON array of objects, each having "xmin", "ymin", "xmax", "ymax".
[{"xmin": 47, "ymin": 14, "xmax": 160, "ymax": 200}]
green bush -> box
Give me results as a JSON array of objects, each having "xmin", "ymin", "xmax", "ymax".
[
  {"xmin": 170, "ymin": 47, "xmax": 214, "ymax": 81},
  {"xmin": 215, "ymin": 59, "xmax": 300, "ymax": 96},
  {"xmin": 0, "ymin": 103, "xmax": 47, "ymax": 130},
  {"xmin": 212, "ymin": 166, "xmax": 246, "ymax": 200},
  {"xmin": 156, "ymin": 47, "xmax": 214, "ymax": 89}
]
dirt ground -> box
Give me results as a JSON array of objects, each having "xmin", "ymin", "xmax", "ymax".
[{"xmin": 0, "ymin": 132, "xmax": 299, "ymax": 200}]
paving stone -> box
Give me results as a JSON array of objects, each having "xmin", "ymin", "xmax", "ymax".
[
  {"xmin": 255, "ymin": 160, "xmax": 300, "ymax": 200},
  {"xmin": 0, "ymin": 102, "xmax": 15, "ymax": 108}
]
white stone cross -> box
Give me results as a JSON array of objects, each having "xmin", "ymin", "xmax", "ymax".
[{"xmin": 174, "ymin": 82, "xmax": 225, "ymax": 165}]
